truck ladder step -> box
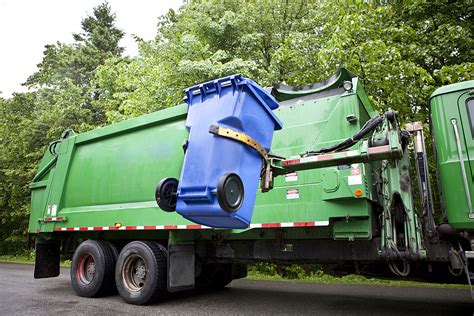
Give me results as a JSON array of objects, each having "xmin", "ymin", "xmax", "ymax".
[{"xmin": 462, "ymin": 250, "xmax": 474, "ymax": 299}]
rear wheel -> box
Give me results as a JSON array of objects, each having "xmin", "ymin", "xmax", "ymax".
[
  {"xmin": 115, "ymin": 241, "xmax": 168, "ymax": 305},
  {"xmin": 71, "ymin": 240, "xmax": 117, "ymax": 297},
  {"xmin": 104, "ymin": 240, "xmax": 119, "ymax": 262}
]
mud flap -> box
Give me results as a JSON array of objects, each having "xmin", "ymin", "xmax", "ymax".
[
  {"xmin": 34, "ymin": 241, "xmax": 60, "ymax": 278},
  {"xmin": 167, "ymin": 244, "xmax": 195, "ymax": 292}
]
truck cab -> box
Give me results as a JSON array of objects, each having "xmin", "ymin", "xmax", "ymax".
[{"xmin": 429, "ymin": 81, "xmax": 474, "ymax": 230}]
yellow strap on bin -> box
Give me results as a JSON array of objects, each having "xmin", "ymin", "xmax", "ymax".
[{"xmin": 209, "ymin": 125, "xmax": 268, "ymax": 163}]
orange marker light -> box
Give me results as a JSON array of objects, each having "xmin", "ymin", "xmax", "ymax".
[{"xmin": 354, "ymin": 189, "xmax": 363, "ymax": 197}]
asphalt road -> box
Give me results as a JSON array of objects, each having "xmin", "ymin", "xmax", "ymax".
[{"xmin": 0, "ymin": 262, "xmax": 473, "ymax": 315}]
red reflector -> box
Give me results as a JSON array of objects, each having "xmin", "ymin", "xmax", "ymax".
[
  {"xmin": 368, "ymin": 145, "xmax": 390, "ymax": 154},
  {"xmin": 294, "ymin": 221, "xmax": 314, "ymax": 227},
  {"xmin": 187, "ymin": 225, "xmax": 201, "ymax": 229},
  {"xmin": 261, "ymin": 223, "xmax": 281, "ymax": 228},
  {"xmin": 282, "ymin": 159, "xmax": 300, "ymax": 166},
  {"xmin": 318, "ymin": 154, "xmax": 333, "ymax": 160}
]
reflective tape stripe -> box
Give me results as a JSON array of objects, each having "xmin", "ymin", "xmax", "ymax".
[
  {"xmin": 50, "ymin": 220, "xmax": 330, "ymax": 232},
  {"xmin": 41, "ymin": 216, "xmax": 64, "ymax": 222},
  {"xmin": 186, "ymin": 225, "xmax": 202, "ymax": 229},
  {"xmin": 261, "ymin": 223, "xmax": 281, "ymax": 228}
]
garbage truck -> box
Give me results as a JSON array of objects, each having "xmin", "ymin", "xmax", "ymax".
[{"xmin": 29, "ymin": 69, "xmax": 474, "ymax": 304}]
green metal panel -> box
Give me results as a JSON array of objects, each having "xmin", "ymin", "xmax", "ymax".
[
  {"xmin": 429, "ymin": 80, "xmax": 474, "ymax": 229},
  {"xmin": 29, "ymin": 75, "xmax": 377, "ymax": 241},
  {"xmin": 251, "ymin": 85, "xmax": 375, "ymax": 235}
]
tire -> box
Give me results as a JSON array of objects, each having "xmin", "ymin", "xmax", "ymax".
[
  {"xmin": 155, "ymin": 178, "xmax": 178, "ymax": 212},
  {"xmin": 217, "ymin": 173, "xmax": 244, "ymax": 212},
  {"xmin": 104, "ymin": 240, "xmax": 119, "ymax": 262},
  {"xmin": 71, "ymin": 240, "xmax": 117, "ymax": 298},
  {"xmin": 115, "ymin": 241, "xmax": 167, "ymax": 305}
]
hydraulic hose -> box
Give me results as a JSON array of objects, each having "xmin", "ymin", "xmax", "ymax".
[
  {"xmin": 389, "ymin": 260, "xmax": 410, "ymax": 277},
  {"xmin": 305, "ymin": 115, "xmax": 384, "ymax": 156},
  {"xmin": 48, "ymin": 129, "xmax": 75, "ymax": 156}
]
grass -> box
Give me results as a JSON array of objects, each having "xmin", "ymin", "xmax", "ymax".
[
  {"xmin": 0, "ymin": 254, "xmax": 35, "ymax": 265},
  {"xmin": 246, "ymin": 270, "xmax": 468, "ymax": 289},
  {"xmin": 0, "ymin": 254, "xmax": 71, "ymax": 267}
]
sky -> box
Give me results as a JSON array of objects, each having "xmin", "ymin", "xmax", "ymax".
[{"xmin": 0, "ymin": 0, "xmax": 183, "ymax": 98}]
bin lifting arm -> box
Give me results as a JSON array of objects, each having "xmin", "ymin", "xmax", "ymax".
[
  {"xmin": 269, "ymin": 110, "xmax": 405, "ymax": 180},
  {"xmin": 268, "ymin": 110, "xmax": 427, "ymax": 264},
  {"xmin": 208, "ymin": 111, "xmax": 405, "ymax": 193}
]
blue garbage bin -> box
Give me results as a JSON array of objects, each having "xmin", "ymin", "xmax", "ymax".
[{"xmin": 176, "ymin": 74, "xmax": 283, "ymax": 228}]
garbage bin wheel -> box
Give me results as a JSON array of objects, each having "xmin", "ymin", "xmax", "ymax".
[
  {"xmin": 217, "ymin": 173, "xmax": 244, "ymax": 212},
  {"xmin": 155, "ymin": 178, "xmax": 178, "ymax": 212}
]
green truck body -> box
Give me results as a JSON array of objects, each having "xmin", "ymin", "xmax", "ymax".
[
  {"xmin": 28, "ymin": 69, "xmax": 474, "ymax": 304},
  {"xmin": 30, "ymin": 69, "xmax": 376, "ymax": 240}
]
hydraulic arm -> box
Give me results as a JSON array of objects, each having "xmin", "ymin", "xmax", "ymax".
[{"xmin": 262, "ymin": 110, "xmax": 427, "ymax": 266}]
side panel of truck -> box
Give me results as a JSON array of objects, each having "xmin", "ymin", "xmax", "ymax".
[{"xmin": 30, "ymin": 74, "xmax": 376, "ymax": 241}]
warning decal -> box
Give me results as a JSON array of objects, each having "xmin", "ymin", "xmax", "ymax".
[
  {"xmin": 350, "ymin": 163, "xmax": 361, "ymax": 175},
  {"xmin": 348, "ymin": 175, "xmax": 362, "ymax": 185},
  {"xmin": 286, "ymin": 189, "xmax": 300, "ymax": 199},
  {"xmin": 350, "ymin": 167, "xmax": 361, "ymax": 175},
  {"xmin": 285, "ymin": 172, "xmax": 298, "ymax": 182}
]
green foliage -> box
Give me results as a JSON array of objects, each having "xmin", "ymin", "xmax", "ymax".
[
  {"xmin": 246, "ymin": 262, "xmax": 466, "ymax": 289},
  {"xmin": 248, "ymin": 262, "xmax": 279, "ymax": 276},
  {"xmin": 0, "ymin": 2, "xmax": 123, "ymax": 244},
  {"xmin": 248, "ymin": 263, "xmax": 324, "ymax": 279},
  {"xmin": 94, "ymin": 1, "xmax": 473, "ymax": 126},
  {"xmin": 0, "ymin": 236, "xmax": 31, "ymax": 256},
  {"xmin": 25, "ymin": 2, "xmax": 124, "ymax": 88}
]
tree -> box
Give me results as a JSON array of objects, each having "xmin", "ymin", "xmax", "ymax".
[
  {"xmin": 0, "ymin": 2, "xmax": 124, "ymax": 247},
  {"xmin": 95, "ymin": 1, "xmax": 473, "ymax": 125},
  {"xmin": 25, "ymin": 2, "xmax": 124, "ymax": 88}
]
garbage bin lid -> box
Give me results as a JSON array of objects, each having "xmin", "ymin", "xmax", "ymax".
[{"xmin": 184, "ymin": 74, "xmax": 283, "ymax": 130}]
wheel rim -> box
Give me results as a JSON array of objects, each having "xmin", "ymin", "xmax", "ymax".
[
  {"xmin": 162, "ymin": 181, "xmax": 177, "ymax": 207},
  {"xmin": 217, "ymin": 173, "xmax": 244, "ymax": 211},
  {"xmin": 76, "ymin": 252, "xmax": 96, "ymax": 285},
  {"xmin": 156, "ymin": 178, "xmax": 178, "ymax": 212},
  {"xmin": 122, "ymin": 254, "xmax": 147, "ymax": 292}
]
